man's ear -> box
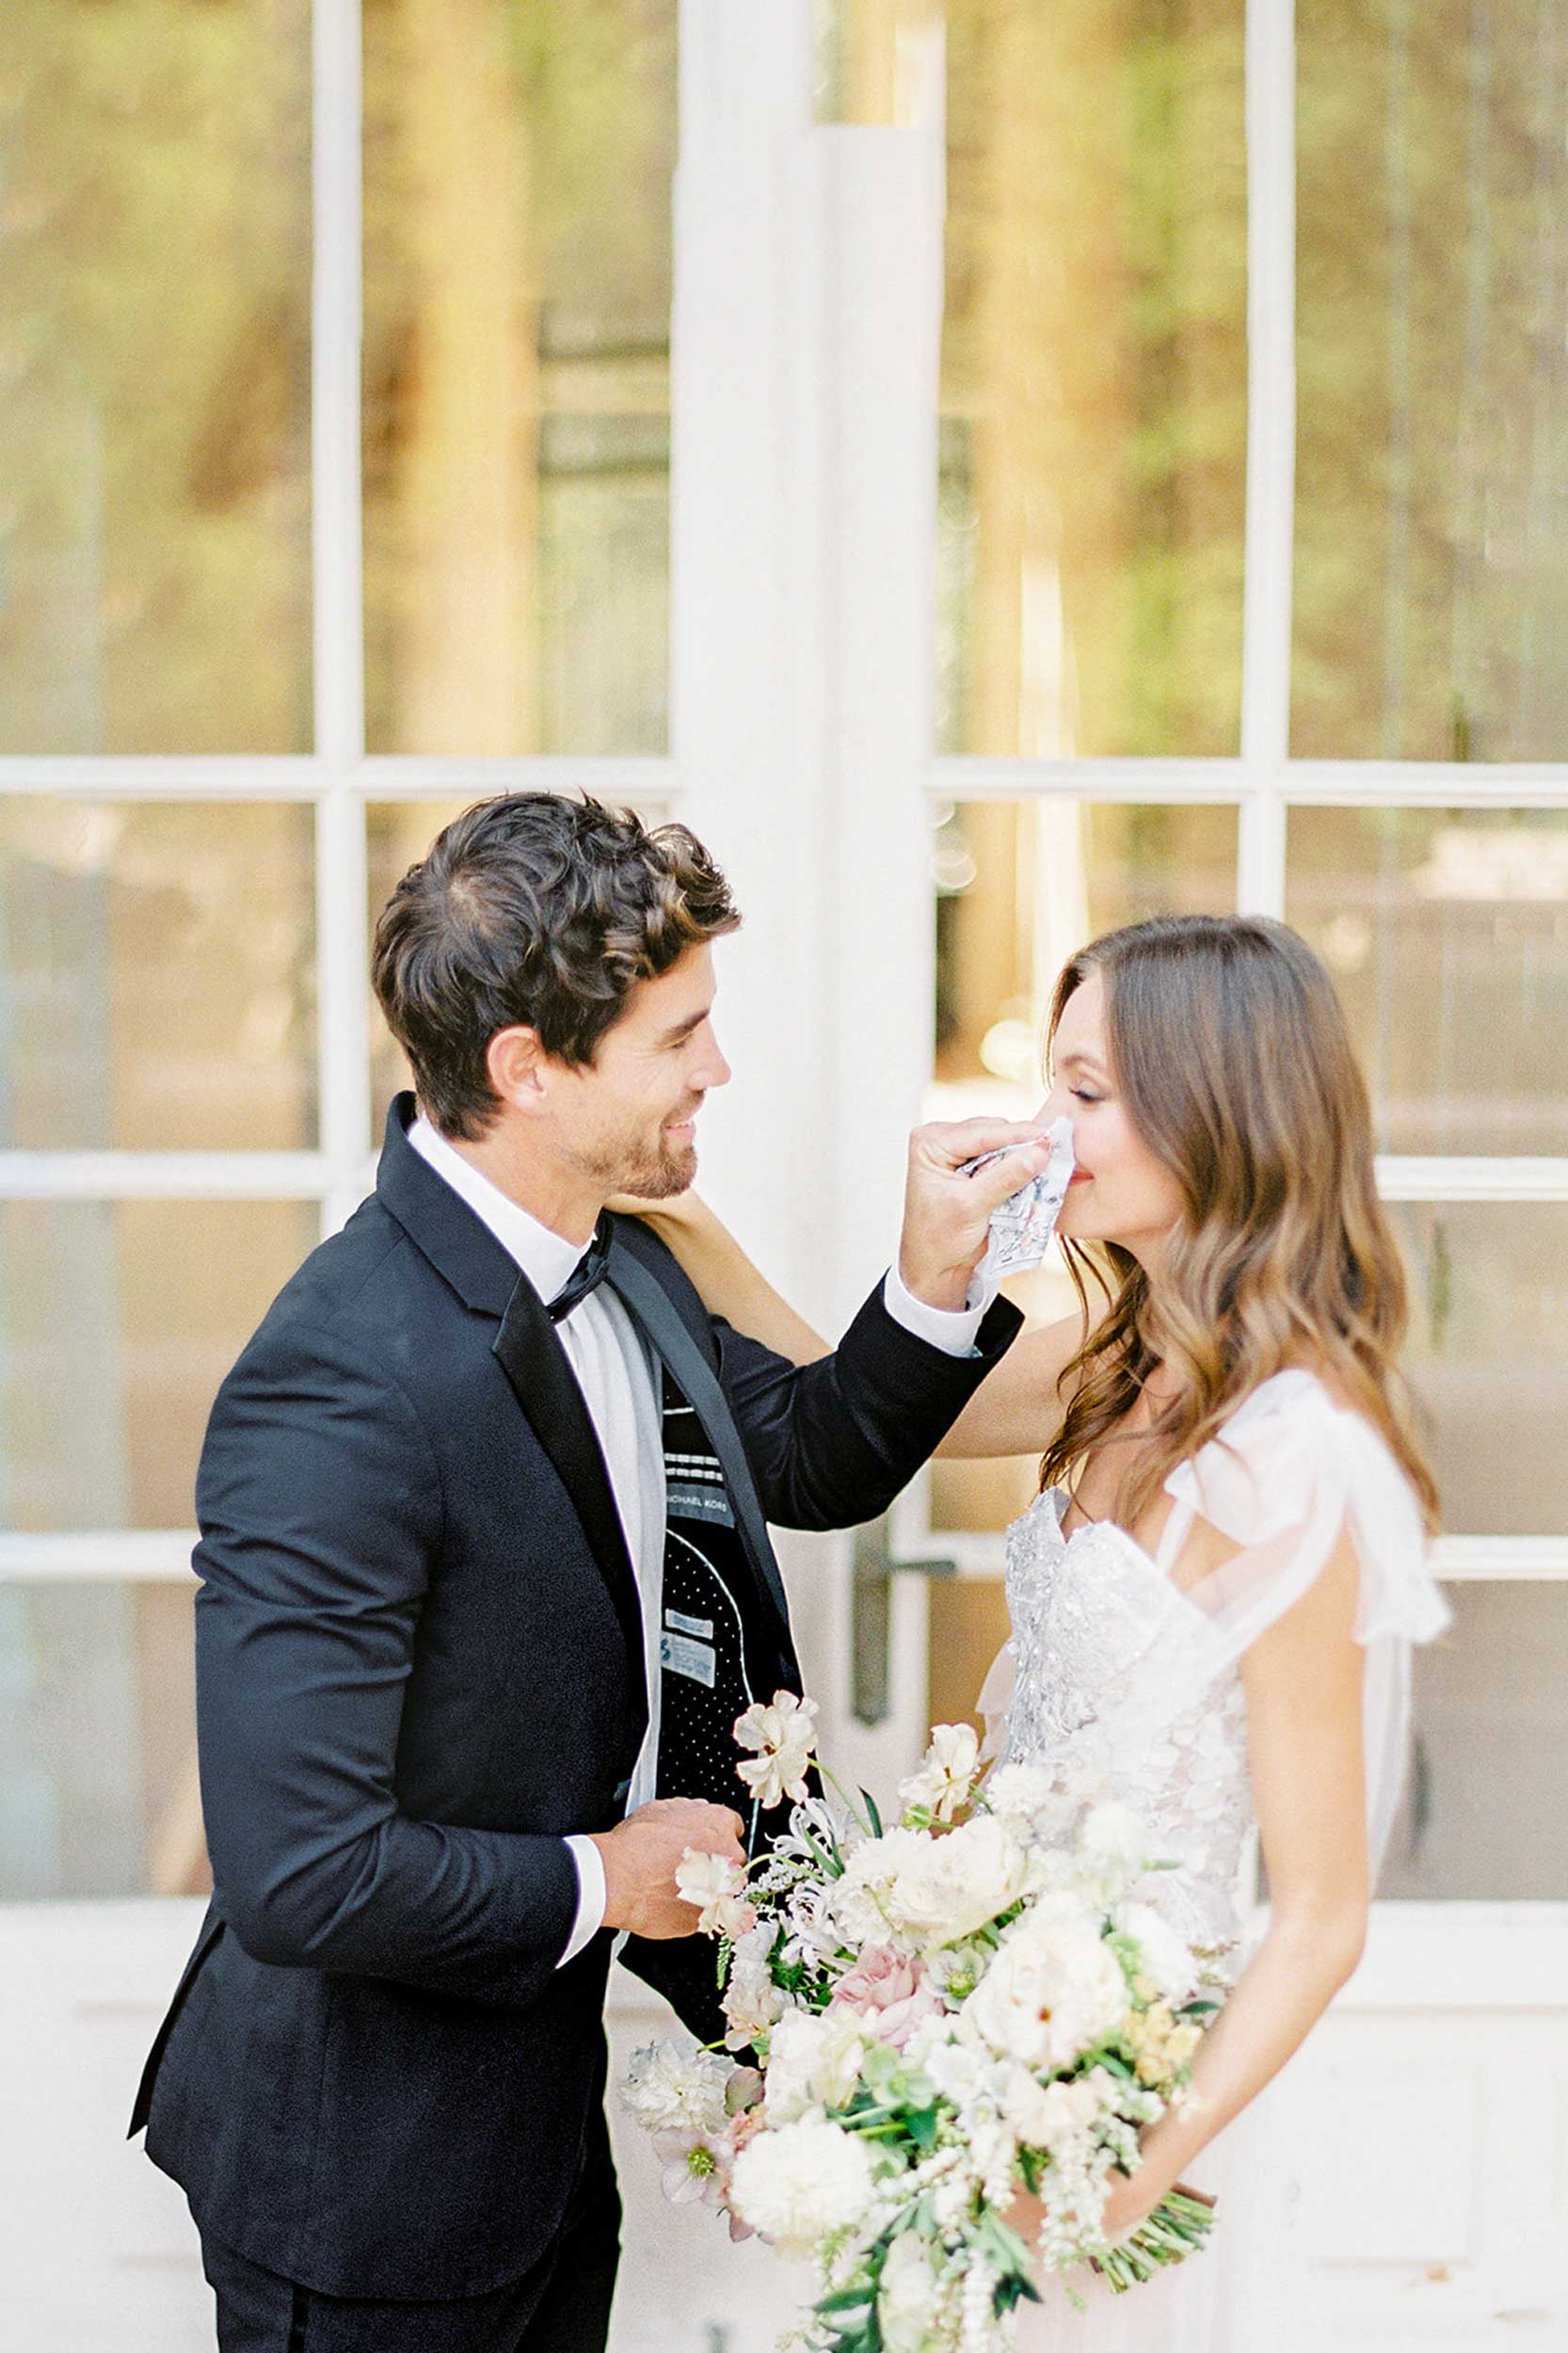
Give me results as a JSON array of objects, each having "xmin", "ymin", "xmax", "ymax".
[{"xmin": 485, "ymin": 1024, "xmax": 551, "ymax": 1114}]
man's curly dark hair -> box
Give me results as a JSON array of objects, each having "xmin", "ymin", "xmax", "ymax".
[{"xmin": 372, "ymin": 792, "xmax": 741, "ymax": 1139}]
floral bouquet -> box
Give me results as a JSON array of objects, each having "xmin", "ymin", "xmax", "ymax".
[{"xmin": 620, "ymin": 1696, "xmax": 1221, "ymax": 2351}]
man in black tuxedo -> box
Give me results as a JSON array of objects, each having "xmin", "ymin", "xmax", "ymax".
[{"xmin": 132, "ymin": 792, "xmax": 1051, "ymax": 2353}]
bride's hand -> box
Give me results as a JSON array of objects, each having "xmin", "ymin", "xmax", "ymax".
[
  {"xmin": 1005, "ymin": 2169, "xmax": 1208, "ymax": 2261},
  {"xmin": 1095, "ymin": 2168, "xmax": 1168, "ymax": 2245},
  {"xmin": 604, "ymin": 1186, "xmax": 709, "ymax": 1228}
]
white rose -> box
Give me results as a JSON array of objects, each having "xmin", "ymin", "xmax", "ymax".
[
  {"xmin": 963, "ymin": 1913, "xmax": 1128, "ymax": 2072},
  {"xmin": 760, "ymin": 2009, "xmax": 826, "ymax": 2124},
  {"xmin": 882, "ymin": 1816, "xmax": 1029, "ymax": 1951},
  {"xmin": 763, "ymin": 2006, "xmax": 868, "ymax": 2121},
  {"xmin": 827, "ymin": 1829, "xmax": 930, "ymax": 1951},
  {"xmin": 877, "ymin": 2232, "xmax": 945, "ymax": 2353},
  {"xmin": 728, "ymin": 2116, "xmax": 875, "ymax": 2258}
]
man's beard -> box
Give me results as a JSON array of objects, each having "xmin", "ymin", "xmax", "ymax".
[
  {"xmin": 613, "ymin": 1132, "xmax": 698, "ymax": 1201},
  {"xmin": 569, "ymin": 1119, "xmax": 698, "ymax": 1201}
]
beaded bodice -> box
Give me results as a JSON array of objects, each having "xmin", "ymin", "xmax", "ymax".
[{"xmin": 1002, "ymin": 1489, "xmax": 1254, "ymax": 1968}]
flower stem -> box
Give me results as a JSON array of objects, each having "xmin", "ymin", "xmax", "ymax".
[{"xmin": 1092, "ymin": 2191, "xmax": 1217, "ymax": 2295}]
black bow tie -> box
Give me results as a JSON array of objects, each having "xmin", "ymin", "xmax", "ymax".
[{"xmin": 547, "ymin": 1215, "xmax": 613, "ymax": 1323}]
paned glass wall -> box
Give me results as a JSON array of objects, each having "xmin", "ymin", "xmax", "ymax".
[
  {"xmin": 0, "ymin": 801, "xmax": 317, "ymax": 1152},
  {"xmin": 362, "ymin": 0, "xmax": 677, "ymax": 755},
  {"xmin": 824, "ymin": 0, "xmax": 1250, "ymax": 758},
  {"xmin": 1293, "ymin": 0, "xmax": 1568, "ymax": 760},
  {"xmin": 0, "ymin": 3, "xmax": 313, "ymax": 752}
]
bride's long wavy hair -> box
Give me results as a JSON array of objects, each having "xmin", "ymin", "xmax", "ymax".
[{"xmin": 1039, "ymin": 914, "xmax": 1441, "ymax": 1534}]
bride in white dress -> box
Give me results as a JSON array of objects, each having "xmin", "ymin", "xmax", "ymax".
[{"xmin": 623, "ymin": 912, "xmax": 1449, "ymax": 2350}]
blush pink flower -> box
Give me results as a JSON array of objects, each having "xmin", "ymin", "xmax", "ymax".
[{"xmin": 828, "ymin": 1947, "xmax": 943, "ymax": 2050}]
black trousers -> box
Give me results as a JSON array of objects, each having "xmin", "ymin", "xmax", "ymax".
[{"xmin": 198, "ymin": 2109, "xmax": 622, "ymax": 2353}]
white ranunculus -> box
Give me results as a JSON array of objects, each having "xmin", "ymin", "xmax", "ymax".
[
  {"xmin": 898, "ymin": 1722, "xmax": 981, "ymax": 1824},
  {"xmin": 877, "ymin": 2231, "xmax": 945, "ymax": 2353},
  {"xmin": 963, "ymin": 1910, "xmax": 1128, "ymax": 2072},
  {"xmin": 733, "ymin": 1690, "xmax": 819, "ymax": 1811},
  {"xmin": 620, "ymin": 2040, "xmax": 730, "ymax": 2137},
  {"xmin": 1115, "ymin": 1901, "xmax": 1199, "ymax": 2007},
  {"xmin": 728, "ymin": 2116, "xmax": 875, "ymax": 2258},
  {"xmin": 880, "ymin": 1815, "xmax": 1030, "ymax": 1950}
]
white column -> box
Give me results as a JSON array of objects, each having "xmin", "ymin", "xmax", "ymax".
[
  {"xmin": 672, "ymin": 3, "xmax": 947, "ymax": 1778},
  {"xmin": 671, "ymin": 0, "xmax": 831, "ymax": 1315},
  {"xmin": 312, "ymin": 0, "xmax": 372, "ymax": 1230},
  {"xmin": 809, "ymin": 56, "xmax": 948, "ymax": 1797}
]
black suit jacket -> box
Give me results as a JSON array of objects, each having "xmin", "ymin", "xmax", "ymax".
[{"xmin": 133, "ymin": 1096, "xmax": 1020, "ymax": 2297}]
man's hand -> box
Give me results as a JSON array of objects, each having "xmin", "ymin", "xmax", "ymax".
[
  {"xmin": 587, "ymin": 1797, "xmax": 745, "ymax": 1941},
  {"xmin": 897, "ymin": 1118, "xmax": 1059, "ymax": 1313}
]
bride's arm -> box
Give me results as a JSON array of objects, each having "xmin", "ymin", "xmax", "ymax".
[
  {"xmin": 932, "ymin": 1314, "xmax": 1087, "ymax": 1458},
  {"xmin": 1096, "ymin": 1528, "xmax": 1370, "ymax": 2240},
  {"xmin": 607, "ymin": 1191, "xmax": 833, "ymax": 1365},
  {"xmin": 612, "ymin": 1190, "xmax": 1086, "ymax": 1457}
]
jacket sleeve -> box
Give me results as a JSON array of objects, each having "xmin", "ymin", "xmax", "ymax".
[
  {"xmin": 715, "ymin": 1278, "xmax": 1022, "ymax": 1531},
  {"xmin": 192, "ymin": 1320, "xmax": 579, "ymax": 2009}
]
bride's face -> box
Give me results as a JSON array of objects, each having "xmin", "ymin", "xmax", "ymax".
[{"xmin": 1042, "ymin": 972, "xmax": 1185, "ymax": 1262}]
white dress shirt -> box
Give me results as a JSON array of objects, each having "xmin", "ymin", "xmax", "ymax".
[{"xmin": 407, "ymin": 1114, "xmax": 983, "ymax": 1964}]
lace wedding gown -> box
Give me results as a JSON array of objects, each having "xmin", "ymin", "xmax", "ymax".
[{"xmin": 985, "ymin": 1370, "xmax": 1449, "ymax": 2352}]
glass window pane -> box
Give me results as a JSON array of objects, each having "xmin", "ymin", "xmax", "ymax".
[
  {"xmin": 363, "ymin": 2, "xmax": 676, "ymax": 755},
  {"xmin": 932, "ymin": 800, "xmax": 1240, "ymax": 1110},
  {"xmin": 1381, "ymin": 1583, "xmax": 1567, "ymax": 1900},
  {"xmin": 916, "ymin": 3, "xmax": 1248, "ymax": 755},
  {"xmin": 1294, "ymin": 5, "xmax": 1568, "ymax": 759},
  {"xmin": 1392, "ymin": 1201, "xmax": 1568, "ymax": 1539},
  {"xmin": 0, "ymin": 6, "xmax": 312, "ymax": 753},
  {"xmin": 0, "ymin": 1579, "xmax": 207, "ymax": 1899},
  {"xmin": 927, "ymin": 797, "xmax": 1237, "ymax": 1535},
  {"xmin": 0, "ymin": 801, "xmax": 317, "ymax": 1152},
  {"xmin": 0, "ymin": 1200, "xmax": 318, "ymax": 1531},
  {"xmin": 366, "ymin": 800, "xmax": 476, "ymax": 1136},
  {"xmin": 1286, "ymin": 807, "xmax": 1568, "ymax": 1158}
]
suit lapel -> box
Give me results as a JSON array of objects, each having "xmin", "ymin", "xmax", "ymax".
[
  {"xmin": 491, "ymin": 1271, "xmax": 647, "ymax": 1711},
  {"xmin": 605, "ymin": 1236, "xmax": 792, "ymax": 1636}
]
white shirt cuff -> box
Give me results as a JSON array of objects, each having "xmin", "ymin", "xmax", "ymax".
[
  {"xmin": 881, "ymin": 1264, "xmax": 985, "ymax": 1359},
  {"xmin": 558, "ymin": 1833, "xmax": 608, "ymax": 1966}
]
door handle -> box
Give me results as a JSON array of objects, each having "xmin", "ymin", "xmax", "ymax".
[{"xmin": 851, "ymin": 1512, "xmax": 955, "ymax": 1727}]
